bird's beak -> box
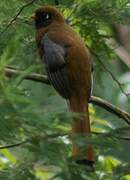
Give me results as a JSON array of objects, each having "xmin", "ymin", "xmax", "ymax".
[
  {"xmin": 31, "ymin": 14, "xmax": 35, "ymax": 21},
  {"xmin": 23, "ymin": 18, "xmax": 35, "ymax": 27},
  {"xmin": 24, "ymin": 15, "xmax": 35, "ymax": 27},
  {"xmin": 30, "ymin": 14, "xmax": 35, "ymax": 27}
]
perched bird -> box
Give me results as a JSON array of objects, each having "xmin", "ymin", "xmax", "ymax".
[{"xmin": 33, "ymin": 5, "xmax": 94, "ymax": 166}]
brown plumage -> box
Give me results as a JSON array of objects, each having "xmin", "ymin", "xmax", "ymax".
[{"xmin": 33, "ymin": 5, "xmax": 94, "ymax": 165}]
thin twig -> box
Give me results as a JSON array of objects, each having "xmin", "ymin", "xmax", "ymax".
[
  {"xmin": 0, "ymin": 0, "xmax": 37, "ymax": 36},
  {"xmin": 106, "ymin": 38, "xmax": 130, "ymax": 68},
  {"xmin": 0, "ymin": 129, "xmax": 130, "ymax": 150},
  {"xmin": 0, "ymin": 140, "xmax": 28, "ymax": 150},
  {"xmin": 91, "ymin": 50, "xmax": 130, "ymax": 97},
  {"xmin": 92, "ymin": 127, "xmax": 130, "ymax": 140},
  {"xmin": 4, "ymin": 67, "xmax": 130, "ymax": 125}
]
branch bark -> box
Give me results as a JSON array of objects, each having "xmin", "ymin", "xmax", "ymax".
[
  {"xmin": 90, "ymin": 96, "xmax": 130, "ymax": 124},
  {"xmin": 5, "ymin": 67, "xmax": 50, "ymax": 84},
  {"xmin": 4, "ymin": 67, "xmax": 130, "ymax": 125},
  {"xmin": 0, "ymin": 140, "xmax": 28, "ymax": 149}
]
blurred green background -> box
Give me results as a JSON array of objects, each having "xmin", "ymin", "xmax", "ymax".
[{"xmin": 0, "ymin": 0, "xmax": 130, "ymax": 179}]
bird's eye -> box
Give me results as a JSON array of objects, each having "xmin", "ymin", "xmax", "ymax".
[
  {"xmin": 35, "ymin": 11, "xmax": 52, "ymax": 28},
  {"xmin": 42, "ymin": 12, "xmax": 52, "ymax": 24},
  {"xmin": 45, "ymin": 13, "xmax": 50, "ymax": 20}
]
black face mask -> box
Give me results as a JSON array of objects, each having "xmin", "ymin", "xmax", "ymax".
[{"xmin": 35, "ymin": 11, "xmax": 52, "ymax": 29}]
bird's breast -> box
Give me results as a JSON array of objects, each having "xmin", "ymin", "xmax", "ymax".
[{"xmin": 36, "ymin": 23, "xmax": 92, "ymax": 98}]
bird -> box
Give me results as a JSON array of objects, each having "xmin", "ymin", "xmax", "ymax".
[{"xmin": 33, "ymin": 5, "xmax": 94, "ymax": 166}]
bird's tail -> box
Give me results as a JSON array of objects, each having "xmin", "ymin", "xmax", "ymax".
[{"xmin": 69, "ymin": 96, "xmax": 94, "ymax": 164}]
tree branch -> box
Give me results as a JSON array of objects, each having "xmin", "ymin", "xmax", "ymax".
[
  {"xmin": 0, "ymin": 140, "xmax": 28, "ymax": 150},
  {"xmin": 1, "ymin": 128, "xmax": 130, "ymax": 150},
  {"xmin": 0, "ymin": 0, "xmax": 37, "ymax": 36},
  {"xmin": 4, "ymin": 67, "xmax": 130, "ymax": 125},
  {"xmin": 90, "ymin": 96, "xmax": 130, "ymax": 124},
  {"xmin": 5, "ymin": 67, "xmax": 50, "ymax": 84}
]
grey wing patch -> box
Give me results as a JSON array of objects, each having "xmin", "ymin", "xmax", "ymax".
[{"xmin": 41, "ymin": 34, "xmax": 71, "ymax": 99}]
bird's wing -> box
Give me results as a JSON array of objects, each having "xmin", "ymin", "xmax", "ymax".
[{"xmin": 40, "ymin": 34, "xmax": 71, "ymax": 99}]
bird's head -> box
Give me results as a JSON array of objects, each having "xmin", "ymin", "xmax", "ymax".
[{"xmin": 33, "ymin": 5, "xmax": 65, "ymax": 29}]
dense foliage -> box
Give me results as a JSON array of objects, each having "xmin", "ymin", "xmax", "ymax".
[{"xmin": 0, "ymin": 0, "xmax": 130, "ymax": 179}]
